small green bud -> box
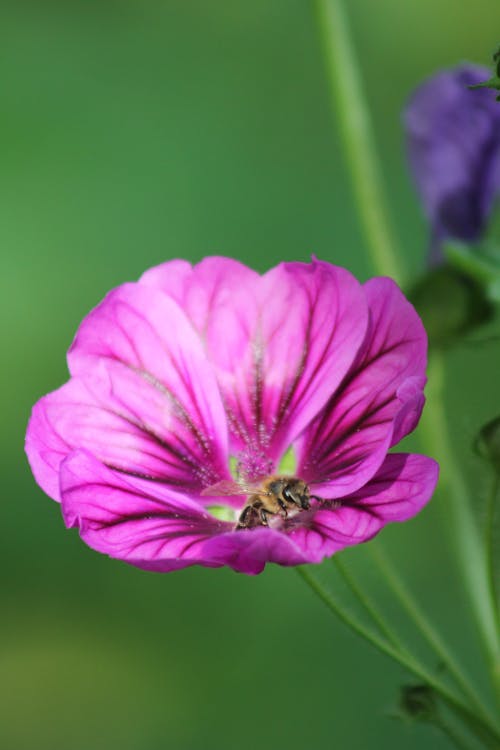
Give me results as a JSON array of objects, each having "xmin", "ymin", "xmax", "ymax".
[
  {"xmin": 408, "ymin": 265, "xmax": 493, "ymax": 348},
  {"xmin": 475, "ymin": 416, "xmax": 500, "ymax": 475},
  {"xmin": 399, "ymin": 684, "xmax": 437, "ymax": 723}
]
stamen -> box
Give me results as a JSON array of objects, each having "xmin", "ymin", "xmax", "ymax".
[{"xmin": 234, "ymin": 446, "xmax": 274, "ymax": 483}]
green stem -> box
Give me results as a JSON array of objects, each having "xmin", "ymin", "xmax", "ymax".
[
  {"xmin": 297, "ymin": 566, "xmax": 500, "ymax": 747},
  {"xmin": 314, "ymin": 0, "xmax": 500, "ymax": 696},
  {"xmin": 420, "ymin": 354, "xmax": 500, "ymax": 692},
  {"xmin": 433, "ymin": 716, "xmax": 478, "ymax": 750},
  {"xmin": 486, "ymin": 474, "xmax": 500, "ymax": 629},
  {"xmin": 371, "ymin": 545, "xmax": 498, "ymax": 728},
  {"xmin": 314, "ymin": 0, "xmax": 404, "ymax": 285},
  {"xmin": 312, "ymin": 0, "xmax": 500, "ymax": 735},
  {"xmin": 485, "ymin": 472, "xmax": 500, "ymax": 706},
  {"xmin": 333, "ymin": 556, "xmax": 403, "ymax": 649}
]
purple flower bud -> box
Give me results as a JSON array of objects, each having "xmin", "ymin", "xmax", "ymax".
[{"xmin": 404, "ymin": 64, "xmax": 500, "ymax": 264}]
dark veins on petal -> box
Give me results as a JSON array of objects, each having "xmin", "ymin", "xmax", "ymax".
[
  {"xmin": 301, "ymin": 323, "xmax": 423, "ymax": 482},
  {"xmin": 87, "ymin": 301, "xmax": 228, "ymax": 491},
  {"xmin": 65, "ymin": 478, "xmax": 228, "ymax": 558}
]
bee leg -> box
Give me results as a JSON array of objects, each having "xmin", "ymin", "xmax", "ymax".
[
  {"xmin": 299, "ymin": 494, "xmax": 310, "ymax": 510},
  {"xmin": 282, "ymin": 487, "xmax": 300, "ymax": 508},
  {"xmin": 260, "ymin": 508, "xmax": 269, "ymax": 526},
  {"xmin": 310, "ymin": 495, "xmax": 340, "ymax": 510},
  {"xmin": 277, "ymin": 498, "xmax": 288, "ymax": 518},
  {"xmin": 236, "ymin": 505, "xmax": 254, "ymax": 530}
]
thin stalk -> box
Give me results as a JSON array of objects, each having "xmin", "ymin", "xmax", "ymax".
[
  {"xmin": 314, "ymin": 0, "xmax": 500, "ymax": 682},
  {"xmin": 420, "ymin": 354, "xmax": 500, "ymax": 691},
  {"xmin": 486, "ymin": 474, "xmax": 500, "ymax": 633},
  {"xmin": 433, "ymin": 717, "xmax": 479, "ymax": 750},
  {"xmin": 371, "ymin": 544, "xmax": 498, "ymax": 728},
  {"xmin": 333, "ymin": 556, "xmax": 403, "ymax": 649},
  {"xmin": 314, "ymin": 0, "xmax": 404, "ymax": 285},
  {"xmin": 297, "ymin": 566, "xmax": 500, "ymax": 748},
  {"xmin": 312, "ymin": 0, "xmax": 500, "ymax": 730},
  {"xmin": 485, "ymin": 472, "xmax": 500, "ymax": 706}
]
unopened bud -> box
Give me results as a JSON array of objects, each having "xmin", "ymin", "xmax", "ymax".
[
  {"xmin": 400, "ymin": 684, "xmax": 437, "ymax": 722},
  {"xmin": 408, "ymin": 266, "xmax": 493, "ymax": 348},
  {"xmin": 475, "ymin": 416, "xmax": 500, "ymax": 474}
]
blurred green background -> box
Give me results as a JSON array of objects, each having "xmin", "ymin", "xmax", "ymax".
[{"xmin": 1, "ymin": 1, "xmax": 499, "ymax": 748}]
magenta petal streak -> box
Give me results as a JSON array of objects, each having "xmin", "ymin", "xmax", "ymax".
[
  {"xmin": 26, "ymin": 257, "xmax": 438, "ymax": 574},
  {"xmin": 296, "ymin": 277, "xmax": 427, "ymax": 497},
  {"xmin": 142, "ymin": 258, "xmax": 369, "ymax": 466}
]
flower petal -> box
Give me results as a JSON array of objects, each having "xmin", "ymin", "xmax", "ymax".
[
  {"xmin": 56, "ymin": 452, "xmax": 438, "ymax": 574},
  {"xmin": 249, "ymin": 260, "xmax": 368, "ymax": 457},
  {"xmin": 27, "ymin": 283, "xmax": 232, "ymax": 500},
  {"xmin": 297, "ymin": 278, "xmax": 427, "ymax": 497},
  {"xmin": 201, "ymin": 527, "xmax": 309, "ymax": 575},
  {"xmin": 139, "ymin": 259, "xmax": 193, "ymax": 307},
  {"xmin": 141, "ymin": 257, "xmax": 369, "ymax": 472},
  {"xmin": 140, "ymin": 256, "xmax": 259, "ymax": 335},
  {"xmin": 286, "ymin": 453, "xmax": 438, "ymax": 561},
  {"xmin": 60, "ymin": 450, "xmax": 231, "ymax": 572},
  {"xmin": 60, "ymin": 450, "xmax": 310, "ymax": 574}
]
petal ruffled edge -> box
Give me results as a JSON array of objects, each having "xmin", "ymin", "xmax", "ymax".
[
  {"xmin": 35, "ymin": 281, "xmax": 233, "ymax": 491},
  {"xmin": 58, "ymin": 450, "xmax": 438, "ymax": 575},
  {"xmin": 59, "ymin": 450, "xmax": 313, "ymax": 574},
  {"xmin": 286, "ymin": 453, "xmax": 438, "ymax": 562}
]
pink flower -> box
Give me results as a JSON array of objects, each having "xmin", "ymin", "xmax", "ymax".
[{"xmin": 26, "ymin": 258, "xmax": 438, "ymax": 575}]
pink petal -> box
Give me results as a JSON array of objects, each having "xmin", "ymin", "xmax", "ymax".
[
  {"xmin": 391, "ymin": 376, "xmax": 426, "ymax": 446},
  {"xmin": 201, "ymin": 527, "xmax": 309, "ymax": 575},
  {"xmin": 60, "ymin": 451, "xmax": 437, "ymax": 574},
  {"xmin": 60, "ymin": 450, "xmax": 309, "ymax": 574},
  {"xmin": 27, "ymin": 376, "xmax": 221, "ymax": 501},
  {"xmin": 141, "ymin": 257, "xmax": 369, "ymax": 471},
  {"xmin": 140, "ymin": 256, "xmax": 259, "ymax": 335},
  {"xmin": 249, "ymin": 260, "xmax": 368, "ymax": 456},
  {"xmin": 139, "ymin": 259, "xmax": 193, "ymax": 308},
  {"xmin": 27, "ymin": 283, "xmax": 232, "ymax": 501},
  {"xmin": 287, "ymin": 453, "xmax": 438, "ymax": 561},
  {"xmin": 60, "ymin": 450, "xmax": 230, "ymax": 572},
  {"xmin": 297, "ymin": 277, "xmax": 427, "ymax": 497}
]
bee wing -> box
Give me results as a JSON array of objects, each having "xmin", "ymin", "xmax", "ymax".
[{"xmin": 201, "ymin": 479, "xmax": 255, "ymax": 497}]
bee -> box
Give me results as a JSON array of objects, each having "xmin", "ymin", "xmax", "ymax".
[{"xmin": 202, "ymin": 476, "xmax": 325, "ymax": 530}]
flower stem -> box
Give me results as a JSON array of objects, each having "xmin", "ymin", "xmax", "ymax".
[
  {"xmin": 486, "ymin": 473, "xmax": 500, "ymax": 628},
  {"xmin": 485, "ymin": 472, "xmax": 500, "ymax": 705},
  {"xmin": 420, "ymin": 354, "xmax": 500, "ymax": 695},
  {"xmin": 296, "ymin": 566, "xmax": 500, "ymax": 747},
  {"xmin": 313, "ymin": 0, "xmax": 404, "ymax": 286},
  {"xmin": 333, "ymin": 556, "xmax": 403, "ymax": 649},
  {"xmin": 312, "ymin": 0, "xmax": 500, "ymax": 734},
  {"xmin": 433, "ymin": 716, "xmax": 478, "ymax": 750},
  {"xmin": 370, "ymin": 544, "xmax": 498, "ymax": 727}
]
